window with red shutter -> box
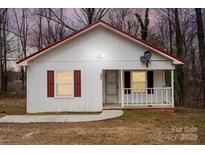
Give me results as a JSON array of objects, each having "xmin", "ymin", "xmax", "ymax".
[
  {"xmin": 74, "ymin": 70, "xmax": 81, "ymax": 97},
  {"xmin": 47, "ymin": 70, "xmax": 54, "ymax": 97}
]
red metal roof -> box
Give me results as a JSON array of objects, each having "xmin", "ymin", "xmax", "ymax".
[{"xmin": 16, "ymin": 20, "xmax": 185, "ymax": 64}]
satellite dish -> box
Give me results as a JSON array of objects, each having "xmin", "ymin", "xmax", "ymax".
[{"xmin": 140, "ymin": 51, "xmax": 152, "ymax": 67}]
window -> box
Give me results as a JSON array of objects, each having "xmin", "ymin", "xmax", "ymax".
[
  {"xmin": 131, "ymin": 71, "xmax": 146, "ymax": 92},
  {"xmin": 56, "ymin": 71, "xmax": 73, "ymax": 97}
]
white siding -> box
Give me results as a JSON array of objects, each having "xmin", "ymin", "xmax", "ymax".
[
  {"xmin": 27, "ymin": 26, "xmax": 174, "ymax": 113},
  {"xmin": 27, "ymin": 61, "xmax": 102, "ymax": 113}
]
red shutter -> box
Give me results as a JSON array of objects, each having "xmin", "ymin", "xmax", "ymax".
[
  {"xmin": 74, "ymin": 70, "xmax": 81, "ymax": 97},
  {"xmin": 47, "ymin": 70, "xmax": 54, "ymax": 97}
]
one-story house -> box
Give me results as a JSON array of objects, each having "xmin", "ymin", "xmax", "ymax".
[{"xmin": 17, "ymin": 20, "xmax": 185, "ymax": 113}]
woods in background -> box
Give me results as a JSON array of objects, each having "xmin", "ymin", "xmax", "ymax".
[{"xmin": 0, "ymin": 8, "xmax": 204, "ymax": 108}]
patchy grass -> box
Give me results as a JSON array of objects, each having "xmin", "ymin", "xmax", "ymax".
[
  {"xmin": 0, "ymin": 98, "xmax": 205, "ymax": 144},
  {"xmin": 0, "ymin": 98, "xmax": 26, "ymax": 115}
]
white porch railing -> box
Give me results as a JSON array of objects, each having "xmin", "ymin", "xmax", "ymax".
[{"xmin": 123, "ymin": 87, "xmax": 172, "ymax": 106}]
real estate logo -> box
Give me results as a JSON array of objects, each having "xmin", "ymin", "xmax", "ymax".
[{"xmin": 148, "ymin": 125, "xmax": 198, "ymax": 142}]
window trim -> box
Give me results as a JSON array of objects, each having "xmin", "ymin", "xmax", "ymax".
[
  {"xmin": 54, "ymin": 70, "xmax": 74, "ymax": 98},
  {"xmin": 131, "ymin": 71, "xmax": 147, "ymax": 92}
]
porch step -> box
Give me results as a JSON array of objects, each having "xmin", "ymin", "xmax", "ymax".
[{"xmin": 103, "ymin": 103, "xmax": 122, "ymax": 110}]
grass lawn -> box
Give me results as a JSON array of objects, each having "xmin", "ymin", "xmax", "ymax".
[{"xmin": 0, "ymin": 98, "xmax": 205, "ymax": 144}]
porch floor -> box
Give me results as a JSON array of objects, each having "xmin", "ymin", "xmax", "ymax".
[{"xmin": 103, "ymin": 103, "xmax": 173, "ymax": 109}]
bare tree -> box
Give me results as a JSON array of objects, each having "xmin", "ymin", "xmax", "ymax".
[
  {"xmin": 174, "ymin": 8, "xmax": 185, "ymax": 106},
  {"xmin": 35, "ymin": 9, "xmax": 44, "ymax": 50},
  {"xmin": 153, "ymin": 9, "xmax": 199, "ymax": 107},
  {"xmin": 0, "ymin": 9, "xmax": 8, "ymax": 92},
  {"xmin": 135, "ymin": 8, "xmax": 149, "ymax": 40},
  {"xmin": 13, "ymin": 8, "xmax": 31, "ymax": 91},
  {"xmin": 35, "ymin": 8, "xmax": 76, "ymax": 32},
  {"xmin": 31, "ymin": 9, "xmax": 68, "ymax": 49},
  {"xmin": 74, "ymin": 8, "xmax": 108, "ymax": 26},
  {"xmin": 154, "ymin": 9, "xmax": 175, "ymax": 51},
  {"xmin": 59, "ymin": 8, "xmax": 65, "ymax": 39},
  {"xmin": 195, "ymin": 8, "xmax": 205, "ymax": 108},
  {"xmin": 43, "ymin": 9, "xmax": 67, "ymax": 45},
  {"xmin": 108, "ymin": 8, "xmax": 140, "ymax": 35},
  {"xmin": 0, "ymin": 10, "xmax": 3, "ymax": 91},
  {"xmin": 168, "ymin": 9, "xmax": 173, "ymax": 53},
  {"xmin": 108, "ymin": 9, "xmax": 131, "ymax": 30},
  {"xmin": 179, "ymin": 9, "xmax": 198, "ymax": 106}
]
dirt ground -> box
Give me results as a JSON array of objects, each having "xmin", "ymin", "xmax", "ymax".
[{"xmin": 0, "ymin": 98, "xmax": 205, "ymax": 144}]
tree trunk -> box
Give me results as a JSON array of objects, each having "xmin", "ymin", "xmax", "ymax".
[
  {"xmin": 174, "ymin": 8, "xmax": 185, "ymax": 106},
  {"xmin": 195, "ymin": 8, "xmax": 205, "ymax": 108},
  {"xmin": 0, "ymin": 9, "xmax": 7, "ymax": 92},
  {"xmin": 87, "ymin": 8, "xmax": 94, "ymax": 25},
  {"xmin": 135, "ymin": 8, "xmax": 149, "ymax": 40},
  {"xmin": 38, "ymin": 9, "xmax": 43, "ymax": 50},
  {"xmin": 168, "ymin": 9, "xmax": 173, "ymax": 53},
  {"xmin": 2, "ymin": 15, "xmax": 7, "ymax": 92},
  {"xmin": 21, "ymin": 67, "xmax": 25, "ymax": 91},
  {"xmin": 59, "ymin": 8, "xmax": 64, "ymax": 39},
  {"xmin": 0, "ymin": 13, "xmax": 2, "ymax": 92}
]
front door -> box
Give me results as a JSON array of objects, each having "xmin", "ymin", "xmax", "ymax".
[{"xmin": 105, "ymin": 70, "xmax": 119, "ymax": 103}]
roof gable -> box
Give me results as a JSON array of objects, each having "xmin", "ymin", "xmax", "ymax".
[{"xmin": 17, "ymin": 20, "xmax": 185, "ymax": 66}]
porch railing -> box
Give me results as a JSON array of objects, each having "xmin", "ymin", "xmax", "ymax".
[{"xmin": 123, "ymin": 87, "xmax": 172, "ymax": 106}]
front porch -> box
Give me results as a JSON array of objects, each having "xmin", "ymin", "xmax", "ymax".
[{"xmin": 102, "ymin": 70, "xmax": 174, "ymax": 109}]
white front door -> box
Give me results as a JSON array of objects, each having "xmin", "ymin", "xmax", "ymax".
[{"xmin": 105, "ymin": 70, "xmax": 119, "ymax": 103}]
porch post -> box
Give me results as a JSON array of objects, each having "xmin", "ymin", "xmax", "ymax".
[
  {"xmin": 120, "ymin": 70, "xmax": 124, "ymax": 108},
  {"xmin": 171, "ymin": 70, "xmax": 174, "ymax": 107}
]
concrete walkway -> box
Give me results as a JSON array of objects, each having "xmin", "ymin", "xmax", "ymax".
[{"xmin": 0, "ymin": 110, "xmax": 123, "ymax": 123}]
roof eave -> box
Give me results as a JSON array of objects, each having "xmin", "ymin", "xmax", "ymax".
[
  {"xmin": 173, "ymin": 60, "xmax": 184, "ymax": 65},
  {"xmin": 18, "ymin": 61, "xmax": 28, "ymax": 66}
]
